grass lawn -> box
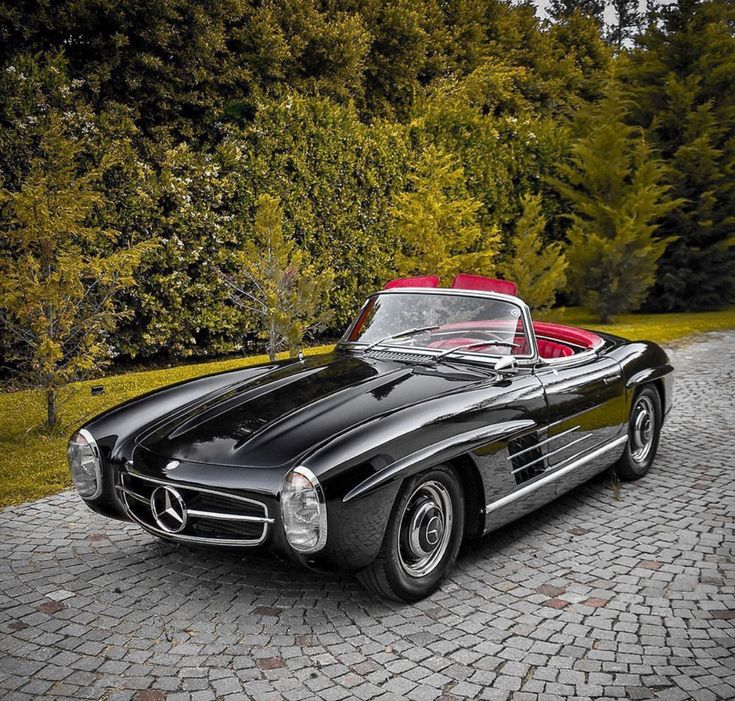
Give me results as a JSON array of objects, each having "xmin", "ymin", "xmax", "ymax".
[
  {"xmin": 0, "ymin": 345, "xmax": 333, "ymax": 508},
  {"xmin": 541, "ymin": 306, "xmax": 735, "ymax": 345},
  {"xmin": 1, "ymin": 307, "xmax": 734, "ymax": 509}
]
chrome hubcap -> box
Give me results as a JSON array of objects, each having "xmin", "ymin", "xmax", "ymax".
[
  {"xmin": 398, "ymin": 480, "xmax": 453, "ymax": 578},
  {"xmin": 630, "ymin": 395, "xmax": 655, "ymax": 463}
]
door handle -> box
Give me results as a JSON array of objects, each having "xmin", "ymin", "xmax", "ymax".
[{"xmin": 603, "ymin": 376, "xmax": 617, "ymax": 385}]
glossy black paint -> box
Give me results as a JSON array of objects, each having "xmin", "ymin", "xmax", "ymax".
[{"xmin": 77, "ymin": 317, "xmax": 673, "ymax": 573}]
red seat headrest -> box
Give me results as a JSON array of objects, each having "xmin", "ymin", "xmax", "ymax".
[
  {"xmin": 384, "ymin": 275, "xmax": 441, "ymax": 289},
  {"xmin": 451, "ymin": 273, "xmax": 518, "ymax": 296}
]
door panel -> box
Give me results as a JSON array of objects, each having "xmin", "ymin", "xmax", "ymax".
[
  {"xmin": 481, "ymin": 356, "xmax": 627, "ymax": 535},
  {"xmin": 472, "ymin": 369, "xmax": 548, "ymax": 508},
  {"xmin": 535, "ymin": 356, "xmax": 627, "ymax": 470}
]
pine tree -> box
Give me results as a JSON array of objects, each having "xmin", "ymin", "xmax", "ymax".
[
  {"xmin": 547, "ymin": 0, "xmax": 605, "ymax": 24},
  {"xmin": 219, "ymin": 194, "xmax": 334, "ymax": 361},
  {"xmin": 607, "ymin": 0, "xmax": 642, "ymax": 50},
  {"xmin": 500, "ymin": 194, "xmax": 568, "ymax": 312},
  {"xmin": 390, "ymin": 145, "xmax": 500, "ymax": 283},
  {"xmin": 625, "ymin": 0, "xmax": 735, "ymax": 311},
  {"xmin": 552, "ymin": 84, "xmax": 680, "ymax": 322},
  {"xmin": 0, "ymin": 114, "xmax": 154, "ymax": 431}
]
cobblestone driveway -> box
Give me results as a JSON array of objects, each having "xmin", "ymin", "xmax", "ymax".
[{"xmin": 1, "ymin": 332, "xmax": 734, "ymax": 701}]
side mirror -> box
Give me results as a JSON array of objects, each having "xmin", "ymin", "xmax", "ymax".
[{"xmin": 494, "ymin": 355, "xmax": 518, "ymax": 372}]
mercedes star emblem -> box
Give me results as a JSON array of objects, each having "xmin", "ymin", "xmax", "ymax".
[{"xmin": 150, "ymin": 486, "xmax": 187, "ymax": 534}]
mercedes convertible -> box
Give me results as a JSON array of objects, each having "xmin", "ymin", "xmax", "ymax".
[{"xmin": 68, "ymin": 273, "xmax": 673, "ymax": 601}]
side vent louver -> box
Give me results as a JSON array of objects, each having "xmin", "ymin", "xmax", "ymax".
[{"xmin": 508, "ymin": 434, "xmax": 545, "ymax": 484}]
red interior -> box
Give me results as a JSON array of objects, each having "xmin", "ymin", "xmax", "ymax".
[
  {"xmin": 426, "ymin": 321, "xmax": 602, "ymax": 359},
  {"xmin": 384, "ymin": 275, "xmax": 441, "ymax": 289},
  {"xmin": 532, "ymin": 322, "xmax": 602, "ymax": 350},
  {"xmin": 383, "ymin": 273, "xmax": 517, "ymax": 295},
  {"xmin": 376, "ymin": 275, "xmax": 603, "ymax": 359},
  {"xmin": 451, "ymin": 273, "xmax": 518, "ymax": 296}
]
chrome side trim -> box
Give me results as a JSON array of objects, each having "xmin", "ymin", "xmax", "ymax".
[
  {"xmin": 511, "ymin": 434, "xmax": 591, "ymax": 473},
  {"xmin": 485, "ymin": 435, "xmax": 628, "ymax": 515},
  {"xmin": 506, "ymin": 425, "xmax": 581, "ymax": 461}
]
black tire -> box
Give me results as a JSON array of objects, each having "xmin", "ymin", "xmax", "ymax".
[
  {"xmin": 357, "ymin": 465, "xmax": 464, "ymax": 602},
  {"xmin": 616, "ymin": 385, "xmax": 662, "ymax": 480}
]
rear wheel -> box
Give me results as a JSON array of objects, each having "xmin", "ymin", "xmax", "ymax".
[
  {"xmin": 357, "ymin": 466, "xmax": 464, "ymax": 602},
  {"xmin": 616, "ymin": 385, "xmax": 662, "ymax": 480}
]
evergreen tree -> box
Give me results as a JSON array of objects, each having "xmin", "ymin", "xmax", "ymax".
[
  {"xmin": 625, "ymin": 0, "xmax": 735, "ymax": 311},
  {"xmin": 552, "ymin": 85, "xmax": 680, "ymax": 322},
  {"xmin": 219, "ymin": 194, "xmax": 334, "ymax": 361},
  {"xmin": 114, "ymin": 141, "xmax": 245, "ymax": 359},
  {"xmin": 607, "ymin": 0, "xmax": 642, "ymax": 50},
  {"xmin": 234, "ymin": 94, "xmax": 409, "ymax": 329},
  {"xmin": 390, "ymin": 145, "xmax": 500, "ymax": 283},
  {"xmin": 499, "ymin": 194, "xmax": 568, "ymax": 312},
  {"xmin": 547, "ymin": 1, "xmax": 605, "ymax": 24},
  {"xmin": 0, "ymin": 114, "xmax": 154, "ymax": 430}
]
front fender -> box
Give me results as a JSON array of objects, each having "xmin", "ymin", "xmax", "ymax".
[
  {"xmin": 608, "ymin": 340, "xmax": 674, "ymax": 419},
  {"xmin": 343, "ymin": 419, "xmax": 534, "ymax": 503}
]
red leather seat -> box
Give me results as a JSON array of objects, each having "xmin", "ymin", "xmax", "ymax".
[
  {"xmin": 384, "ymin": 275, "xmax": 441, "ymax": 289},
  {"xmin": 531, "ymin": 321, "xmax": 602, "ymax": 350},
  {"xmin": 536, "ymin": 339, "xmax": 574, "ymax": 359},
  {"xmin": 450, "ymin": 273, "xmax": 518, "ymax": 296}
]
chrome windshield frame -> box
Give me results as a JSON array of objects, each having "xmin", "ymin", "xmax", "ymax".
[{"xmin": 339, "ymin": 287, "xmax": 539, "ymax": 366}]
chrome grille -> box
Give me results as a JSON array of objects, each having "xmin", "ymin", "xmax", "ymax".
[{"xmin": 116, "ymin": 471, "xmax": 273, "ymax": 546}]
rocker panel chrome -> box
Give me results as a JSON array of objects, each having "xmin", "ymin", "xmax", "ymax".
[{"xmin": 486, "ymin": 435, "xmax": 628, "ymax": 515}]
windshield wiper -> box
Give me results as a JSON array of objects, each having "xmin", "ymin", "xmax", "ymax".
[
  {"xmin": 433, "ymin": 339, "xmax": 519, "ymax": 362},
  {"xmin": 432, "ymin": 341, "xmax": 495, "ymax": 360},
  {"xmin": 364, "ymin": 325, "xmax": 440, "ymax": 351}
]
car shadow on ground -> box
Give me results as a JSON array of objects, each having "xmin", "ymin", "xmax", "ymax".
[{"xmin": 115, "ymin": 467, "xmax": 618, "ymax": 610}]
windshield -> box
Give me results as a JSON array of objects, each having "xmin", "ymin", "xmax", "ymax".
[{"xmin": 342, "ymin": 291, "xmax": 533, "ymax": 359}]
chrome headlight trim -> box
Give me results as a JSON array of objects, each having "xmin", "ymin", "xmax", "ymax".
[
  {"xmin": 68, "ymin": 428, "xmax": 103, "ymax": 500},
  {"xmin": 280, "ymin": 465, "xmax": 327, "ymax": 554}
]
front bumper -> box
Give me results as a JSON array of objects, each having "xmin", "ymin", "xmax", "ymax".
[{"xmin": 81, "ymin": 447, "xmax": 400, "ymax": 572}]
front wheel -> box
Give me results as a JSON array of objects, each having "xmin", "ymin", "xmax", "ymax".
[
  {"xmin": 616, "ymin": 385, "xmax": 662, "ymax": 480},
  {"xmin": 357, "ymin": 466, "xmax": 464, "ymax": 602}
]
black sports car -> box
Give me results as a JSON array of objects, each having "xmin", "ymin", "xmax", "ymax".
[{"xmin": 68, "ymin": 274, "xmax": 673, "ymax": 601}]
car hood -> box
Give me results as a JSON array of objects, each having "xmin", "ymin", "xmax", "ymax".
[{"xmin": 136, "ymin": 351, "xmax": 492, "ymax": 468}]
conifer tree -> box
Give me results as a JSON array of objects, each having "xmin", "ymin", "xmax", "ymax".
[
  {"xmin": 0, "ymin": 114, "xmax": 155, "ymax": 431},
  {"xmin": 607, "ymin": 0, "xmax": 642, "ymax": 50},
  {"xmin": 552, "ymin": 84, "xmax": 680, "ymax": 322},
  {"xmin": 219, "ymin": 194, "xmax": 334, "ymax": 361},
  {"xmin": 547, "ymin": 0, "xmax": 605, "ymax": 24},
  {"xmin": 500, "ymin": 194, "xmax": 568, "ymax": 312},
  {"xmin": 625, "ymin": 0, "xmax": 735, "ymax": 311},
  {"xmin": 390, "ymin": 145, "xmax": 500, "ymax": 283}
]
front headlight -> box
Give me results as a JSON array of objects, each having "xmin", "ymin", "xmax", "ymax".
[
  {"xmin": 67, "ymin": 429, "xmax": 102, "ymax": 499},
  {"xmin": 280, "ymin": 466, "xmax": 327, "ymax": 553}
]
